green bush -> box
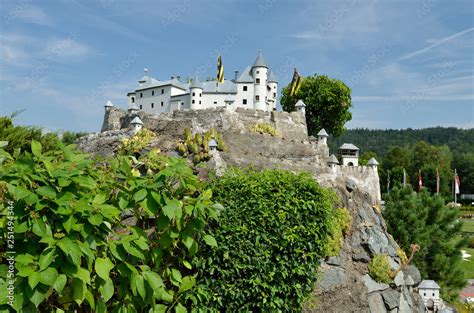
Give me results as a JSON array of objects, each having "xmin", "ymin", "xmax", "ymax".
[
  {"xmin": 0, "ymin": 141, "xmax": 220, "ymax": 312},
  {"xmin": 192, "ymin": 169, "xmax": 337, "ymax": 311},
  {"xmin": 325, "ymin": 207, "xmax": 351, "ymax": 257},
  {"xmin": 368, "ymin": 255, "xmax": 392, "ymax": 284},
  {"xmin": 249, "ymin": 123, "xmax": 281, "ymax": 137}
]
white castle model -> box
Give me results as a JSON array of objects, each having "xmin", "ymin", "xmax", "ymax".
[{"xmin": 126, "ymin": 51, "xmax": 278, "ymax": 113}]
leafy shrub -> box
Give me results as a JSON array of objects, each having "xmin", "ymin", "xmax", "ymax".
[
  {"xmin": 324, "ymin": 207, "xmax": 351, "ymax": 257},
  {"xmin": 119, "ymin": 128, "xmax": 155, "ymax": 155},
  {"xmin": 177, "ymin": 128, "xmax": 226, "ymax": 164},
  {"xmin": 368, "ymin": 255, "xmax": 392, "ymax": 284},
  {"xmin": 249, "ymin": 123, "xmax": 281, "ymax": 137},
  {"xmin": 192, "ymin": 169, "xmax": 336, "ymax": 311},
  {"xmin": 0, "ymin": 141, "xmax": 219, "ymax": 312}
]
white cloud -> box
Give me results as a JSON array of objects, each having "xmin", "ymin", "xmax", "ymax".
[
  {"xmin": 15, "ymin": 6, "xmax": 54, "ymax": 26},
  {"xmin": 399, "ymin": 27, "xmax": 474, "ymax": 60},
  {"xmin": 44, "ymin": 37, "xmax": 95, "ymax": 59}
]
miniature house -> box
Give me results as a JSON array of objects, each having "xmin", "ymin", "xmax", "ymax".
[
  {"xmin": 418, "ymin": 280, "xmax": 441, "ymax": 311},
  {"xmin": 368, "ymin": 157, "xmax": 379, "ymax": 171},
  {"xmin": 327, "ymin": 154, "xmax": 339, "ymax": 172},
  {"xmin": 104, "ymin": 100, "xmax": 114, "ymax": 111},
  {"xmin": 317, "ymin": 128, "xmax": 329, "ymax": 145},
  {"xmin": 295, "ymin": 100, "xmax": 306, "ymax": 114},
  {"xmin": 128, "ymin": 102, "xmax": 139, "ymax": 115},
  {"xmin": 130, "ymin": 116, "xmax": 143, "ymax": 133},
  {"xmin": 208, "ymin": 139, "xmax": 218, "ymax": 151},
  {"xmin": 338, "ymin": 143, "xmax": 360, "ymax": 166}
]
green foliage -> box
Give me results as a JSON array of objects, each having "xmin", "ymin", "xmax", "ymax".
[
  {"xmin": 177, "ymin": 128, "xmax": 226, "ymax": 164},
  {"xmin": 281, "ymin": 74, "xmax": 352, "ymax": 137},
  {"xmin": 368, "ymin": 255, "xmax": 392, "ymax": 284},
  {"xmin": 249, "ymin": 123, "xmax": 281, "ymax": 137},
  {"xmin": 119, "ymin": 128, "xmax": 155, "ymax": 155},
  {"xmin": 325, "ymin": 207, "xmax": 351, "ymax": 257},
  {"xmin": 383, "ymin": 186, "xmax": 467, "ymax": 301},
  {"xmin": 192, "ymin": 169, "xmax": 337, "ymax": 311},
  {"xmin": 0, "ymin": 141, "xmax": 219, "ymax": 312}
]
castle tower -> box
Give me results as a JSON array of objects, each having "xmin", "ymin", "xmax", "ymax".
[
  {"xmin": 368, "ymin": 158, "xmax": 379, "ymax": 171},
  {"xmin": 295, "ymin": 99, "xmax": 306, "ymax": 114},
  {"xmin": 130, "ymin": 116, "xmax": 143, "ymax": 133},
  {"xmin": 190, "ymin": 76, "xmax": 203, "ymax": 110},
  {"xmin": 267, "ymin": 69, "xmax": 278, "ymax": 111},
  {"xmin": 252, "ymin": 50, "xmax": 268, "ymax": 111},
  {"xmin": 104, "ymin": 100, "xmax": 114, "ymax": 112},
  {"xmin": 327, "ymin": 154, "xmax": 339, "ymax": 173},
  {"xmin": 317, "ymin": 128, "xmax": 329, "ymax": 145}
]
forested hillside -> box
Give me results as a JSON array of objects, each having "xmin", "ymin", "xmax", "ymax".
[{"xmin": 329, "ymin": 127, "xmax": 474, "ymax": 157}]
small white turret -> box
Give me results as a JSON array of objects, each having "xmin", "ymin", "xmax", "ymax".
[
  {"xmin": 338, "ymin": 143, "xmax": 360, "ymax": 166},
  {"xmin": 104, "ymin": 100, "xmax": 114, "ymax": 111},
  {"xmin": 128, "ymin": 102, "xmax": 139, "ymax": 115},
  {"xmin": 267, "ymin": 69, "xmax": 278, "ymax": 111},
  {"xmin": 368, "ymin": 158, "xmax": 379, "ymax": 171},
  {"xmin": 190, "ymin": 76, "xmax": 203, "ymax": 110},
  {"xmin": 327, "ymin": 154, "xmax": 339, "ymax": 172},
  {"xmin": 317, "ymin": 128, "xmax": 329, "ymax": 145},
  {"xmin": 130, "ymin": 116, "xmax": 143, "ymax": 133},
  {"xmin": 208, "ymin": 138, "xmax": 218, "ymax": 151},
  {"xmin": 252, "ymin": 50, "xmax": 268, "ymax": 111},
  {"xmin": 295, "ymin": 99, "xmax": 306, "ymax": 114}
]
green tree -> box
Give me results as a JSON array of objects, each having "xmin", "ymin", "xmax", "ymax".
[
  {"xmin": 281, "ymin": 74, "xmax": 352, "ymax": 136},
  {"xmin": 383, "ymin": 186, "xmax": 467, "ymax": 301},
  {"xmin": 453, "ymin": 152, "xmax": 474, "ymax": 195}
]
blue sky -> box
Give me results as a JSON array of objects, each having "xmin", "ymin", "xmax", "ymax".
[{"xmin": 0, "ymin": 0, "xmax": 473, "ymax": 132}]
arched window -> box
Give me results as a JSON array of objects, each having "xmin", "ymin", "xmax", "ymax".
[{"xmin": 348, "ymin": 162, "xmax": 354, "ymax": 166}]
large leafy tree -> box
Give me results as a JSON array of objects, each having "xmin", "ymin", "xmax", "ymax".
[
  {"xmin": 383, "ymin": 186, "xmax": 467, "ymax": 301},
  {"xmin": 280, "ymin": 74, "xmax": 352, "ymax": 136}
]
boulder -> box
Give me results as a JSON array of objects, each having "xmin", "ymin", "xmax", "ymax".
[
  {"xmin": 382, "ymin": 290, "xmax": 401, "ymax": 310},
  {"xmin": 394, "ymin": 271, "xmax": 404, "ymax": 287},
  {"xmin": 402, "ymin": 265, "xmax": 421, "ymax": 285},
  {"xmin": 398, "ymin": 292, "xmax": 411, "ymax": 313},
  {"xmin": 363, "ymin": 274, "xmax": 389, "ymax": 293},
  {"xmin": 318, "ymin": 266, "xmax": 346, "ymax": 292},
  {"xmin": 368, "ymin": 293, "xmax": 387, "ymax": 313}
]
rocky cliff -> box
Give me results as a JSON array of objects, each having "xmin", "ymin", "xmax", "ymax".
[{"xmin": 78, "ymin": 107, "xmax": 425, "ymax": 312}]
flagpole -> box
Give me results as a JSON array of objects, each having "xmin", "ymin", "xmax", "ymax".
[{"xmin": 454, "ymin": 169, "xmax": 457, "ymax": 204}]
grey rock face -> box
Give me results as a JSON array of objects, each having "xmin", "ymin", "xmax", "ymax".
[
  {"xmin": 398, "ymin": 292, "xmax": 412, "ymax": 313},
  {"xmin": 326, "ymin": 256, "xmax": 341, "ymax": 266},
  {"xmin": 363, "ymin": 274, "xmax": 389, "ymax": 293},
  {"xmin": 318, "ymin": 266, "xmax": 347, "ymax": 292},
  {"xmin": 346, "ymin": 178, "xmax": 356, "ymax": 193},
  {"xmin": 382, "ymin": 290, "xmax": 401, "ymax": 310},
  {"xmin": 368, "ymin": 293, "xmax": 387, "ymax": 313},
  {"xmin": 394, "ymin": 271, "xmax": 405, "ymax": 287},
  {"xmin": 402, "ymin": 265, "xmax": 421, "ymax": 286}
]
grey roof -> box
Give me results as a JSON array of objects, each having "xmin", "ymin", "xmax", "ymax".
[
  {"xmin": 190, "ymin": 76, "xmax": 203, "ymax": 89},
  {"xmin": 268, "ymin": 69, "xmax": 277, "ymax": 83},
  {"xmin": 201, "ymin": 80, "xmax": 237, "ymax": 94},
  {"xmin": 295, "ymin": 99, "xmax": 306, "ymax": 107},
  {"xmin": 235, "ymin": 66, "xmax": 254, "ymax": 83},
  {"xmin": 252, "ymin": 51, "xmax": 268, "ymax": 68},
  {"xmin": 338, "ymin": 143, "xmax": 360, "ymax": 150},
  {"xmin": 327, "ymin": 154, "xmax": 339, "ymax": 164},
  {"xmin": 418, "ymin": 280, "xmax": 440, "ymax": 289},
  {"xmin": 105, "ymin": 100, "xmax": 114, "ymax": 107},
  {"xmin": 368, "ymin": 157, "xmax": 379, "ymax": 166},
  {"xmin": 136, "ymin": 76, "xmax": 187, "ymax": 91},
  {"xmin": 128, "ymin": 102, "xmax": 139, "ymax": 110},
  {"xmin": 317, "ymin": 128, "xmax": 328, "ymax": 137},
  {"xmin": 208, "ymin": 139, "xmax": 218, "ymax": 148},
  {"xmin": 130, "ymin": 116, "xmax": 143, "ymax": 125}
]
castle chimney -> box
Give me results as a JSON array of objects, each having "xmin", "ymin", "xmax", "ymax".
[{"xmin": 234, "ymin": 70, "xmax": 239, "ymax": 81}]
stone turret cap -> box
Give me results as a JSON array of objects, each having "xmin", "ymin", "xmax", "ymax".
[
  {"xmin": 105, "ymin": 100, "xmax": 114, "ymax": 107},
  {"xmin": 268, "ymin": 69, "xmax": 277, "ymax": 83},
  {"xmin": 327, "ymin": 154, "xmax": 339, "ymax": 165},
  {"xmin": 368, "ymin": 157, "xmax": 379, "ymax": 166},
  {"xmin": 208, "ymin": 139, "xmax": 218, "ymax": 148},
  {"xmin": 190, "ymin": 76, "xmax": 203, "ymax": 89},
  {"xmin": 418, "ymin": 280, "xmax": 440, "ymax": 289},
  {"xmin": 130, "ymin": 116, "xmax": 143, "ymax": 125},
  {"xmin": 295, "ymin": 99, "xmax": 306, "ymax": 108},
  {"xmin": 252, "ymin": 50, "xmax": 268, "ymax": 68},
  {"xmin": 339, "ymin": 143, "xmax": 359, "ymax": 150},
  {"xmin": 317, "ymin": 128, "xmax": 329, "ymax": 137}
]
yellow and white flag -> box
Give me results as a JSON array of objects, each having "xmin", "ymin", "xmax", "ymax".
[
  {"xmin": 217, "ymin": 55, "xmax": 224, "ymax": 83},
  {"xmin": 289, "ymin": 67, "xmax": 302, "ymax": 96}
]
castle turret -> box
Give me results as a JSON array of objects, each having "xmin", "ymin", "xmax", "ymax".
[
  {"xmin": 267, "ymin": 69, "xmax": 278, "ymax": 111},
  {"xmin": 317, "ymin": 128, "xmax": 328, "ymax": 145},
  {"xmin": 338, "ymin": 143, "xmax": 360, "ymax": 166},
  {"xmin": 295, "ymin": 99, "xmax": 306, "ymax": 114},
  {"xmin": 252, "ymin": 50, "xmax": 268, "ymax": 111},
  {"xmin": 327, "ymin": 154, "xmax": 339, "ymax": 172},
  {"xmin": 128, "ymin": 102, "xmax": 139, "ymax": 115},
  {"xmin": 104, "ymin": 100, "xmax": 114, "ymax": 112},
  {"xmin": 130, "ymin": 116, "xmax": 143, "ymax": 133},
  {"xmin": 368, "ymin": 158, "xmax": 379, "ymax": 171},
  {"xmin": 190, "ymin": 76, "xmax": 203, "ymax": 110}
]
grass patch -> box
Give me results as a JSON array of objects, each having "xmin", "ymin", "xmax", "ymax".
[
  {"xmin": 462, "ymin": 219, "xmax": 474, "ymax": 233},
  {"xmin": 461, "ymin": 247, "xmax": 474, "ymax": 279}
]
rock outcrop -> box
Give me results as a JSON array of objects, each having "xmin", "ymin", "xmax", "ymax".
[{"xmin": 78, "ymin": 107, "xmax": 425, "ymax": 312}]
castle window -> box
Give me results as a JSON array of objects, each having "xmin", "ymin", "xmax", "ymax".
[
  {"xmin": 161, "ymin": 89, "xmax": 164, "ymax": 94},
  {"xmin": 140, "ymin": 93, "xmax": 143, "ymax": 98},
  {"xmin": 140, "ymin": 105, "xmax": 142, "ymax": 109},
  {"xmin": 273, "ymin": 92, "xmax": 277, "ymax": 97},
  {"xmin": 199, "ymin": 93, "xmax": 202, "ymax": 97},
  {"xmin": 161, "ymin": 101, "xmax": 164, "ymax": 107},
  {"xmin": 214, "ymin": 101, "xmax": 217, "ymax": 105},
  {"xmin": 151, "ymin": 103, "xmax": 154, "ymax": 108},
  {"xmin": 243, "ymin": 86, "xmax": 247, "ymax": 91},
  {"xmin": 192, "ymin": 100, "xmax": 195, "ymax": 104},
  {"xmin": 274, "ymin": 86, "xmax": 276, "ymax": 89},
  {"xmin": 256, "ymin": 70, "xmax": 259, "ymax": 74},
  {"xmin": 256, "ymin": 95, "xmax": 260, "ymax": 101},
  {"xmin": 243, "ymin": 99, "xmax": 247, "ymax": 105},
  {"xmin": 256, "ymin": 78, "xmax": 260, "ymax": 84},
  {"xmin": 131, "ymin": 97, "xmax": 135, "ymax": 103},
  {"xmin": 199, "ymin": 100, "xmax": 201, "ymax": 104},
  {"xmin": 181, "ymin": 102, "xmax": 184, "ymax": 106},
  {"xmin": 192, "ymin": 92, "xmax": 195, "ymax": 96},
  {"xmin": 152, "ymin": 90, "xmax": 154, "ymax": 96}
]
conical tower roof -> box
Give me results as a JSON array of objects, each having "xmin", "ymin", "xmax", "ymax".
[
  {"xmin": 268, "ymin": 69, "xmax": 277, "ymax": 83},
  {"xmin": 327, "ymin": 154, "xmax": 339, "ymax": 165},
  {"xmin": 190, "ymin": 76, "xmax": 203, "ymax": 89},
  {"xmin": 252, "ymin": 50, "xmax": 268, "ymax": 68}
]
